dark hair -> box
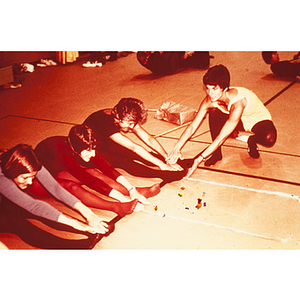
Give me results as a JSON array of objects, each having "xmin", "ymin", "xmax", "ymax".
[
  {"xmin": 262, "ymin": 51, "xmax": 274, "ymax": 64},
  {"xmin": 112, "ymin": 97, "xmax": 147, "ymax": 124},
  {"xmin": 203, "ymin": 64, "xmax": 230, "ymax": 90},
  {"xmin": 0, "ymin": 144, "xmax": 41, "ymax": 179},
  {"xmin": 68, "ymin": 125, "xmax": 98, "ymax": 154}
]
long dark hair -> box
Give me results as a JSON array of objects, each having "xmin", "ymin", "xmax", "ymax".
[{"xmin": 0, "ymin": 144, "xmax": 42, "ymax": 179}]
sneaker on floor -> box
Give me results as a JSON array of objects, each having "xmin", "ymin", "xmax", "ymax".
[
  {"xmin": 41, "ymin": 59, "xmax": 57, "ymax": 66},
  {"xmin": 82, "ymin": 61, "xmax": 102, "ymax": 68},
  {"xmin": 248, "ymin": 144, "xmax": 259, "ymax": 158},
  {"xmin": 247, "ymin": 139, "xmax": 260, "ymax": 158}
]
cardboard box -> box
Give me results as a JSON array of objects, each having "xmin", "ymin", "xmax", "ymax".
[{"xmin": 155, "ymin": 101, "xmax": 196, "ymax": 125}]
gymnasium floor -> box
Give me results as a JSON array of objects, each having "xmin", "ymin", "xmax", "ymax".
[{"xmin": 1, "ymin": 51, "xmax": 300, "ymax": 250}]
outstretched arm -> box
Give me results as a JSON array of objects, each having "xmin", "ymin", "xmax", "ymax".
[
  {"xmin": 57, "ymin": 212, "xmax": 107, "ymax": 234},
  {"xmin": 133, "ymin": 124, "xmax": 168, "ymax": 159},
  {"xmin": 132, "ymin": 124, "xmax": 183, "ymax": 170},
  {"xmin": 0, "ymin": 167, "xmax": 107, "ymax": 234},
  {"xmin": 186, "ymin": 100, "xmax": 246, "ymax": 177},
  {"xmin": 36, "ymin": 166, "xmax": 108, "ymax": 233},
  {"xmin": 167, "ymin": 97, "xmax": 209, "ymax": 165},
  {"xmin": 72, "ymin": 202, "xmax": 109, "ymax": 233},
  {"xmin": 110, "ymin": 132, "xmax": 179, "ymax": 171}
]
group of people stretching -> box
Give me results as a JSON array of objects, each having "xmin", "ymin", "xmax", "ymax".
[{"xmin": 0, "ymin": 63, "xmax": 277, "ymax": 249}]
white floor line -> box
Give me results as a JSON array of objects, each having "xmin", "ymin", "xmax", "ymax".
[
  {"xmin": 143, "ymin": 210, "xmax": 293, "ymax": 243},
  {"xmin": 185, "ymin": 177, "xmax": 300, "ymax": 201}
]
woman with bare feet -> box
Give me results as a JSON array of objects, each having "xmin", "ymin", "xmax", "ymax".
[{"xmin": 34, "ymin": 125, "xmax": 161, "ymax": 217}]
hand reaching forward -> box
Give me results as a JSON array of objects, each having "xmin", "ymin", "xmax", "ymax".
[
  {"xmin": 159, "ymin": 162, "xmax": 182, "ymax": 171},
  {"xmin": 166, "ymin": 149, "xmax": 184, "ymax": 166},
  {"xmin": 185, "ymin": 156, "xmax": 202, "ymax": 178},
  {"xmin": 85, "ymin": 212, "xmax": 109, "ymax": 234}
]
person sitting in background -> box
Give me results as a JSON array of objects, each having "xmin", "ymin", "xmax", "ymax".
[
  {"xmin": 167, "ymin": 64, "xmax": 277, "ymax": 176},
  {"xmin": 83, "ymin": 98, "xmax": 190, "ymax": 187},
  {"xmin": 34, "ymin": 125, "xmax": 160, "ymax": 217},
  {"xmin": 0, "ymin": 144, "xmax": 108, "ymax": 249},
  {"xmin": 262, "ymin": 51, "xmax": 300, "ymax": 80},
  {"xmin": 137, "ymin": 51, "xmax": 211, "ymax": 75},
  {"xmin": 82, "ymin": 51, "xmax": 121, "ymax": 68}
]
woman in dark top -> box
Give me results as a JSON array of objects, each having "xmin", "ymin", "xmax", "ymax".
[
  {"xmin": 34, "ymin": 125, "xmax": 160, "ymax": 217},
  {"xmin": 83, "ymin": 98, "xmax": 190, "ymax": 187}
]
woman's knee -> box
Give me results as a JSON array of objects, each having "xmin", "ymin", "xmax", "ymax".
[
  {"xmin": 58, "ymin": 180, "xmax": 82, "ymax": 193},
  {"xmin": 265, "ymin": 131, "xmax": 277, "ymax": 147}
]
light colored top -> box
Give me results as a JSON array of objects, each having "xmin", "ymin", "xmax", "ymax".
[{"xmin": 212, "ymin": 87, "xmax": 272, "ymax": 131}]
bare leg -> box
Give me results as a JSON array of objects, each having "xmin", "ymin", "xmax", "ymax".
[{"xmin": 85, "ymin": 168, "xmax": 161, "ymax": 199}]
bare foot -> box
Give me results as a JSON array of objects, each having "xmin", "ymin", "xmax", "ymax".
[
  {"xmin": 136, "ymin": 183, "xmax": 161, "ymax": 199},
  {"xmin": 116, "ymin": 199, "xmax": 139, "ymax": 217}
]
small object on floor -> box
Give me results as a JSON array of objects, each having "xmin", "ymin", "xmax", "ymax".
[
  {"xmin": 4, "ymin": 83, "xmax": 22, "ymax": 89},
  {"xmin": 196, "ymin": 198, "xmax": 202, "ymax": 209},
  {"xmin": 203, "ymin": 202, "xmax": 206, "ymax": 207},
  {"xmin": 162, "ymin": 214, "xmax": 166, "ymax": 218},
  {"xmin": 180, "ymin": 187, "xmax": 185, "ymax": 190},
  {"xmin": 82, "ymin": 61, "xmax": 102, "ymax": 68},
  {"xmin": 41, "ymin": 59, "xmax": 57, "ymax": 66},
  {"xmin": 178, "ymin": 193, "xmax": 183, "ymax": 197},
  {"xmin": 196, "ymin": 203, "xmax": 202, "ymax": 209},
  {"xmin": 20, "ymin": 63, "xmax": 34, "ymax": 72},
  {"xmin": 185, "ymin": 207, "xmax": 189, "ymax": 210},
  {"xmin": 154, "ymin": 205, "xmax": 158, "ymax": 211},
  {"xmin": 196, "ymin": 202, "xmax": 202, "ymax": 209}
]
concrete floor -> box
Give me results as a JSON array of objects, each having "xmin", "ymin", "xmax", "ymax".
[{"xmin": 0, "ymin": 51, "xmax": 300, "ymax": 250}]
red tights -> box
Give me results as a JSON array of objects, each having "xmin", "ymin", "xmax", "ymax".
[{"xmin": 27, "ymin": 169, "xmax": 160, "ymax": 217}]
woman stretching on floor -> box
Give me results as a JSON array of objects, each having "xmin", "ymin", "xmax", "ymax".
[
  {"xmin": 0, "ymin": 144, "xmax": 109, "ymax": 249},
  {"xmin": 82, "ymin": 97, "xmax": 189, "ymax": 186},
  {"xmin": 34, "ymin": 125, "xmax": 161, "ymax": 217},
  {"xmin": 167, "ymin": 64, "xmax": 277, "ymax": 177}
]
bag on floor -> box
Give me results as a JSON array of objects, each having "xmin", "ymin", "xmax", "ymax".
[{"xmin": 155, "ymin": 101, "xmax": 196, "ymax": 125}]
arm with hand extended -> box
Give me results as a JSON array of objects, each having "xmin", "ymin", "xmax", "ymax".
[
  {"xmin": 110, "ymin": 132, "xmax": 179, "ymax": 171},
  {"xmin": 167, "ymin": 98, "xmax": 209, "ymax": 165},
  {"xmin": 186, "ymin": 101, "xmax": 245, "ymax": 177}
]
